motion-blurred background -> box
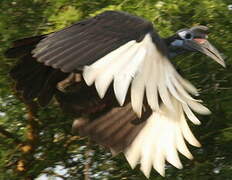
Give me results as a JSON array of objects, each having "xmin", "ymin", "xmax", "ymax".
[{"xmin": 0, "ymin": 0, "xmax": 231, "ymax": 179}]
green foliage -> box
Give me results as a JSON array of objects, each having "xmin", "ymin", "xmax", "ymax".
[{"xmin": 0, "ymin": 0, "xmax": 231, "ymax": 179}]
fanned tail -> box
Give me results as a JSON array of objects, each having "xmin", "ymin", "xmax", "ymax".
[{"xmin": 124, "ymin": 97, "xmax": 207, "ymax": 178}]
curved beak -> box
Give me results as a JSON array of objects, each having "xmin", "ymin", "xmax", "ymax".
[{"xmin": 184, "ymin": 39, "xmax": 226, "ymax": 67}]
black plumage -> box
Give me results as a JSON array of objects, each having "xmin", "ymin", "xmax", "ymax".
[{"xmin": 33, "ymin": 11, "xmax": 164, "ymax": 72}]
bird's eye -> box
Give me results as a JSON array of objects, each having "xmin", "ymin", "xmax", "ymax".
[
  {"xmin": 184, "ymin": 33, "xmax": 192, "ymax": 40},
  {"xmin": 178, "ymin": 31, "xmax": 193, "ymax": 40}
]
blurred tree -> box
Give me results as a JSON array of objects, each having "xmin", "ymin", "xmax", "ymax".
[{"xmin": 0, "ymin": 0, "xmax": 231, "ymax": 179}]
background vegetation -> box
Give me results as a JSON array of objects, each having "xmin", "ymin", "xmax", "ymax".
[{"xmin": 0, "ymin": 0, "xmax": 231, "ymax": 179}]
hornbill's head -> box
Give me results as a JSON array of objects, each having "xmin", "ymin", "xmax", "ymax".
[{"xmin": 166, "ymin": 25, "xmax": 225, "ymax": 67}]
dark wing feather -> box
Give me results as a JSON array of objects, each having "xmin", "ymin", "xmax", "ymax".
[
  {"xmin": 5, "ymin": 35, "xmax": 47, "ymax": 58},
  {"xmin": 33, "ymin": 11, "xmax": 155, "ymax": 72},
  {"xmin": 76, "ymin": 103, "xmax": 149, "ymax": 154}
]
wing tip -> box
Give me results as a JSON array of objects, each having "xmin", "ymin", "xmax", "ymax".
[{"xmin": 83, "ymin": 66, "xmax": 95, "ymax": 86}]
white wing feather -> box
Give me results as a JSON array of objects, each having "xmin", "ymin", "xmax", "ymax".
[
  {"xmin": 83, "ymin": 40, "xmax": 136, "ymax": 86},
  {"xmin": 114, "ymin": 47, "xmax": 147, "ymax": 105}
]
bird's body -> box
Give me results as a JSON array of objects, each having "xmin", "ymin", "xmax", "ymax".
[{"xmin": 5, "ymin": 11, "xmax": 224, "ymax": 178}]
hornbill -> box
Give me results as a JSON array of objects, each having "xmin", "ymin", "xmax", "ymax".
[{"xmin": 5, "ymin": 11, "xmax": 225, "ymax": 178}]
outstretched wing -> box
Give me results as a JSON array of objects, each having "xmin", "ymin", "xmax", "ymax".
[
  {"xmin": 33, "ymin": 11, "xmax": 159, "ymax": 72},
  {"xmin": 11, "ymin": 11, "xmax": 210, "ymax": 178}
]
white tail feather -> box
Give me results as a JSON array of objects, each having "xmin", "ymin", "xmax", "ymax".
[{"xmin": 125, "ymin": 97, "xmax": 202, "ymax": 178}]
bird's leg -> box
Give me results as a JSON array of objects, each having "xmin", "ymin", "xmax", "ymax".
[
  {"xmin": 84, "ymin": 139, "xmax": 93, "ymax": 180},
  {"xmin": 72, "ymin": 116, "xmax": 93, "ymax": 180},
  {"xmin": 57, "ymin": 73, "xmax": 82, "ymax": 92}
]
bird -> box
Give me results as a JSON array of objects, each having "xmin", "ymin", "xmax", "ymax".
[{"xmin": 5, "ymin": 10, "xmax": 225, "ymax": 178}]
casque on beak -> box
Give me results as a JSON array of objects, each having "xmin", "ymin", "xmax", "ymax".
[{"xmin": 184, "ymin": 38, "xmax": 226, "ymax": 67}]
